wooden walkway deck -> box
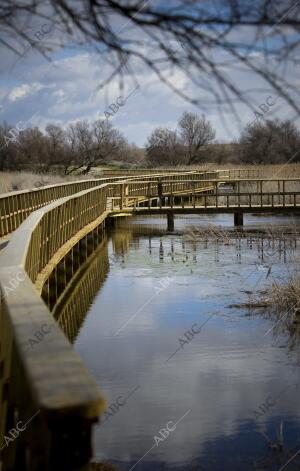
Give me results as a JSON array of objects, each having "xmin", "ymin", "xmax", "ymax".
[{"xmin": 0, "ymin": 169, "xmax": 299, "ymax": 471}]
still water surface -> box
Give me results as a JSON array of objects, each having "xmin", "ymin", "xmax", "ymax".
[{"xmin": 73, "ymin": 214, "xmax": 300, "ymax": 470}]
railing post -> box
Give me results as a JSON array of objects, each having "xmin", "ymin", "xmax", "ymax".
[
  {"xmin": 125, "ymin": 184, "xmax": 129, "ymax": 208},
  {"xmin": 234, "ymin": 211, "xmax": 243, "ymax": 226},
  {"xmin": 192, "ymin": 181, "xmax": 195, "ymax": 208},
  {"xmin": 167, "ymin": 212, "xmax": 174, "ymax": 231},
  {"xmin": 120, "ymin": 184, "xmax": 124, "ymax": 210},
  {"xmin": 157, "ymin": 178, "xmax": 163, "ymax": 207}
]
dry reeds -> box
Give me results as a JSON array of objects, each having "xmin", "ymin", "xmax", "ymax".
[
  {"xmin": 270, "ymin": 277, "xmax": 300, "ymax": 313},
  {"xmin": 91, "ymin": 463, "xmax": 119, "ymax": 471},
  {"xmin": 0, "ymin": 171, "xmax": 81, "ymax": 194}
]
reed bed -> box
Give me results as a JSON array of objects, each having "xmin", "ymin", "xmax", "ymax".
[
  {"xmin": 2, "ymin": 164, "xmax": 300, "ymax": 194},
  {"xmin": 179, "ymin": 163, "xmax": 300, "ymax": 179},
  {"xmin": 0, "ymin": 171, "xmax": 81, "ymax": 194},
  {"xmin": 91, "ymin": 463, "xmax": 118, "ymax": 471}
]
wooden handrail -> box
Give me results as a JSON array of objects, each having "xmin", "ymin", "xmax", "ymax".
[
  {"xmin": 0, "ymin": 169, "xmax": 299, "ymax": 469},
  {"xmin": 0, "ymin": 171, "xmax": 213, "ymax": 237},
  {"xmin": 1, "ymin": 170, "xmax": 216, "ymax": 470},
  {"xmin": 0, "ymin": 183, "xmax": 113, "ymax": 470}
]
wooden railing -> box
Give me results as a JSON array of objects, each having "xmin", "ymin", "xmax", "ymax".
[
  {"xmin": 101, "ymin": 168, "xmax": 261, "ymax": 179},
  {"xmin": 108, "ymin": 173, "xmax": 218, "ymax": 209},
  {"xmin": 108, "ymin": 178, "xmax": 300, "ymax": 211},
  {"xmin": 0, "ymin": 177, "xmax": 116, "ymax": 237},
  {"xmin": 217, "ymin": 168, "xmax": 261, "ymax": 179},
  {"xmin": 0, "ymin": 168, "xmax": 274, "ymax": 471},
  {"xmin": 0, "ymin": 183, "xmax": 113, "ymax": 471},
  {"xmin": 0, "ymin": 171, "xmax": 211, "ymax": 237},
  {"xmin": 1, "ymin": 169, "xmax": 262, "ymax": 238},
  {"xmin": 101, "ymin": 168, "xmax": 195, "ymax": 176}
]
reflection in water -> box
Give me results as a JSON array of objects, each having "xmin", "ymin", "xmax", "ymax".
[
  {"xmin": 53, "ymin": 240, "xmax": 110, "ymax": 343},
  {"xmin": 56, "ymin": 214, "xmax": 300, "ymax": 470}
]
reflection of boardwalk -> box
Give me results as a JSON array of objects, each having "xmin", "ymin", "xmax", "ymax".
[
  {"xmin": 0, "ymin": 235, "xmax": 10, "ymax": 251},
  {"xmin": 53, "ymin": 242, "xmax": 110, "ymax": 343},
  {"xmin": 117, "ymin": 223, "xmax": 299, "ymax": 264},
  {"xmin": 1, "ymin": 169, "xmax": 300, "ymax": 470}
]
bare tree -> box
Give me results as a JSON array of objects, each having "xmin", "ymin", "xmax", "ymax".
[
  {"xmin": 73, "ymin": 121, "xmax": 94, "ymax": 173},
  {"xmin": 120, "ymin": 142, "xmax": 145, "ymax": 165},
  {"xmin": 0, "ymin": 117, "xmax": 132, "ymax": 174},
  {"xmin": 178, "ymin": 112, "xmax": 216, "ymax": 164},
  {"xmin": 92, "ymin": 119, "xmax": 127, "ymax": 170},
  {"xmin": 239, "ymin": 119, "xmax": 300, "ymax": 163},
  {"xmin": 45, "ymin": 124, "xmax": 66, "ymax": 165},
  {"xmin": 0, "ymin": 122, "xmax": 19, "ymax": 171},
  {"xmin": 146, "ymin": 127, "xmax": 185, "ymax": 166},
  {"xmin": 1, "ymin": 0, "xmax": 300, "ymax": 122},
  {"xmin": 17, "ymin": 127, "xmax": 49, "ymax": 168},
  {"xmin": 63, "ymin": 120, "xmax": 128, "ymax": 174}
]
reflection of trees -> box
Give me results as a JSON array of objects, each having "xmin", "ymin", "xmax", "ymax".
[
  {"xmin": 118, "ymin": 221, "xmax": 297, "ymax": 265},
  {"xmin": 52, "ymin": 220, "xmax": 300, "ymax": 347},
  {"xmin": 113, "ymin": 221, "xmax": 299, "ymax": 267},
  {"xmin": 93, "ymin": 416, "xmax": 300, "ymax": 471},
  {"xmin": 53, "ymin": 242, "xmax": 110, "ymax": 343}
]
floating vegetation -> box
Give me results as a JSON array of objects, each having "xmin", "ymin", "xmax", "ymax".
[
  {"xmin": 91, "ymin": 463, "xmax": 119, "ymax": 471},
  {"xmin": 227, "ymin": 301, "xmax": 271, "ymax": 309}
]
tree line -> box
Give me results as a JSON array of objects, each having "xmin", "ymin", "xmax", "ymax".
[{"xmin": 1, "ymin": 112, "xmax": 300, "ymax": 173}]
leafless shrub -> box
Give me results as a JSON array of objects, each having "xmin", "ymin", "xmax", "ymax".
[
  {"xmin": 146, "ymin": 127, "xmax": 185, "ymax": 166},
  {"xmin": 239, "ymin": 120, "xmax": 300, "ymax": 164}
]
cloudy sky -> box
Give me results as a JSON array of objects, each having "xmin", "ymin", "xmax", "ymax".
[{"xmin": 0, "ymin": 1, "xmax": 299, "ymax": 147}]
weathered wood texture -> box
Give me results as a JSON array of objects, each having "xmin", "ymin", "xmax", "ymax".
[
  {"xmin": 0, "ymin": 168, "xmax": 274, "ymax": 471},
  {"xmin": 109, "ymin": 178, "xmax": 300, "ymax": 213},
  {"xmin": 101, "ymin": 168, "xmax": 260, "ymax": 178},
  {"xmin": 0, "ymin": 177, "xmax": 111, "ymax": 237},
  {"xmin": 0, "ymin": 168, "xmax": 258, "ymax": 237},
  {"xmin": 0, "ymin": 184, "xmax": 112, "ymax": 471},
  {"xmin": 0, "ymin": 173, "xmax": 175, "ymax": 237}
]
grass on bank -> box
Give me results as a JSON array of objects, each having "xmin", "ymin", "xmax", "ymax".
[
  {"xmin": 0, "ymin": 171, "xmax": 85, "ymax": 194},
  {"xmin": 2, "ymin": 163, "xmax": 300, "ymax": 195}
]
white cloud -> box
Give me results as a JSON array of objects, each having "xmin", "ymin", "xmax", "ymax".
[
  {"xmin": 8, "ymin": 82, "xmax": 46, "ymax": 102},
  {"xmin": 8, "ymin": 84, "xmax": 32, "ymax": 102},
  {"xmin": 1, "ymin": 34, "xmax": 299, "ymax": 145}
]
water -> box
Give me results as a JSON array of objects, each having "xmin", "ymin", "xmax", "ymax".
[{"xmin": 72, "ymin": 214, "xmax": 300, "ymax": 471}]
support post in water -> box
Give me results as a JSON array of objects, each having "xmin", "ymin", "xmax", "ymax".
[
  {"xmin": 158, "ymin": 178, "xmax": 163, "ymax": 208},
  {"xmin": 107, "ymin": 217, "xmax": 116, "ymax": 228},
  {"xmin": 167, "ymin": 212, "xmax": 174, "ymax": 231},
  {"xmin": 234, "ymin": 211, "xmax": 243, "ymax": 226}
]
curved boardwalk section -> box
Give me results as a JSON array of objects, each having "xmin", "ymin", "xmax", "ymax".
[
  {"xmin": 0, "ymin": 167, "xmax": 272, "ymax": 471},
  {"xmin": 0, "ymin": 170, "xmax": 212, "ymax": 237},
  {"xmin": 0, "ymin": 183, "xmax": 112, "ymax": 471}
]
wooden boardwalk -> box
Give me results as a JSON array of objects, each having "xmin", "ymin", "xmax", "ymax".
[
  {"xmin": 107, "ymin": 177, "xmax": 300, "ymax": 227},
  {"xmin": 0, "ymin": 168, "xmax": 298, "ymax": 471}
]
